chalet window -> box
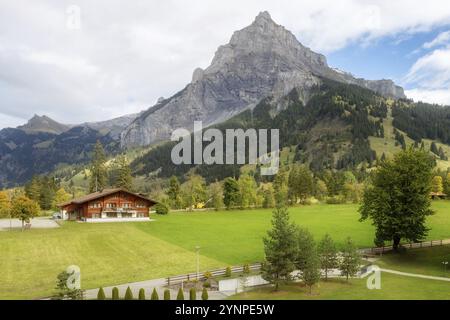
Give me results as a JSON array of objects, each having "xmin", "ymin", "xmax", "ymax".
[
  {"xmin": 122, "ymin": 203, "xmax": 131, "ymax": 208},
  {"xmin": 137, "ymin": 213, "xmax": 144, "ymax": 218},
  {"xmin": 89, "ymin": 202, "xmax": 101, "ymax": 208},
  {"xmin": 136, "ymin": 202, "xmax": 146, "ymax": 208},
  {"xmin": 106, "ymin": 203, "xmax": 117, "ymax": 208}
]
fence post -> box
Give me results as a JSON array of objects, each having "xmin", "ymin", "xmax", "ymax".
[
  {"xmin": 441, "ymin": 240, "xmax": 443, "ymax": 246},
  {"xmin": 167, "ymin": 277, "xmax": 170, "ymax": 286},
  {"xmin": 187, "ymin": 274, "xmax": 190, "ymax": 281}
]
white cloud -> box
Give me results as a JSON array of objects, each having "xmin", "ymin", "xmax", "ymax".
[
  {"xmin": 423, "ymin": 30, "xmax": 450, "ymax": 49},
  {"xmin": 405, "ymin": 88, "xmax": 450, "ymax": 105},
  {"xmin": 2, "ymin": 0, "xmax": 450, "ymax": 128}
]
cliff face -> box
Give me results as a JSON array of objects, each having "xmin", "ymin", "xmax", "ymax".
[{"xmin": 120, "ymin": 11, "xmax": 405, "ymax": 148}]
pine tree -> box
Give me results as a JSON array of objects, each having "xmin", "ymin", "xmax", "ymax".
[
  {"xmin": 301, "ymin": 246, "xmax": 321, "ymax": 294},
  {"xmin": 317, "ymin": 234, "xmax": 338, "ymax": 281},
  {"xmin": 261, "ymin": 207, "xmax": 298, "ymax": 290},
  {"xmin": 359, "ymin": 148, "xmax": 434, "ymax": 250},
  {"xmin": 430, "ymin": 142, "xmax": 439, "ymax": 155},
  {"xmin": 89, "ymin": 141, "xmax": 107, "ymax": 193},
  {"xmin": 223, "ymin": 177, "xmax": 240, "ymax": 209},
  {"xmin": 25, "ymin": 176, "xmax": 41, "ymax": 202},
  {"xmin": 113, "ymin": 154, "xmax": 133, "ymax": 191},
  {"xmin": 339, "ymin": 237, "xmax": 361, "ymax": 281},
  {"xmin": 295, "ymin": 227, "xmax": 315, "ymax": 272},
  {"xmin": 168, "ymin": 176, "xmax": 182, "ymax": 209}
]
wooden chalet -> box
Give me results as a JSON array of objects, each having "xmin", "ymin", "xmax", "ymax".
[{"xmin": 58, "ymin": 188, "xmax": 157, "ymax": 221}]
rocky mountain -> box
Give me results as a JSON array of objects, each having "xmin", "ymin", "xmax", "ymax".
[
  {"xmin": 82, "ymin": 113, "xmax": 139, "ymax": 140},
  {"xmin": 17, "ymin": 114, "xmax": 70, "ymax": 135},
  {"xmin": 120, "ymin": 11, "xmax": 405, "ymax": 148}
]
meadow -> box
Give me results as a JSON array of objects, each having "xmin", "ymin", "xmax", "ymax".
[{"xmin": 0, "ymin": 202, "xmax": 449, "ymax": 299}]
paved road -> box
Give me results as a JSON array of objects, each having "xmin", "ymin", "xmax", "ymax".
[
  {"xmin": 0, "ymin": 217, "xmax": 59, "ymax": 231},
  {"xmin": 380, "ymin": 268, "xmax": 450, "ymax": 282}
]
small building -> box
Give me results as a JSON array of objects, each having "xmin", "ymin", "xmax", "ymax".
[{"xmin": 58, "ymin": 188, "xmax": 157, "ymax": 222}]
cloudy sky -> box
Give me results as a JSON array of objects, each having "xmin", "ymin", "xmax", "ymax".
[{"xmin": 1, "ymin": 0, "xmax": 450, "ymax": 129}]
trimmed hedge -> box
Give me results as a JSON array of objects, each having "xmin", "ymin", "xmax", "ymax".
[
  {"xmin": 176, "ymin": 288, "xmax": 184, "ymax": 300},
  {"xmin": 201, "ymin": 288, "xmax": 208, "ymax": 300},
  {"xmin": 151, "ymin": 288, "xmax": 159, "ymax": 300},
  {"xmin": 164, "ymin": 289, "xmax": 171, "ymax": 300},
  {"xmin": 97, "ymin": 287, "xmax": 105, "ymax": 300},
  {"xmin": 154, "ymin": 203, "xmax": 169, "ymax": 215},
  {"xmin": 112, "ymin": 287, "xmax": 119, "ymax": 300},
  {"xmin": 189, "ymin": 288, "xmax": 196, "ymax": 300},
  {"xmin": 138, "ymin": 288, "xmax": 146, "ymax": 300},
  {"xmin": 124, "ymin": 286, "xmax": 133, "ymax": 300}
]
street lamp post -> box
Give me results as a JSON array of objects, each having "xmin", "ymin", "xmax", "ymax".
[{"xmin": 195, "ymin": 246, "xmax": 200, "ymax": 280}]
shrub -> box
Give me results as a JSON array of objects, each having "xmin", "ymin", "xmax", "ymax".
[
  {"xmin": 201, "ymin": 288, "xmax": 208, "ymax": 300},
  {"xmin": 203, "ymin": 271, "xmax": 212, "ymax": 279},
  {"xmin": 202, "ymin": 281, "xmax": 211, "ymax": 288},
  {"xmin": 151, "ymin": 288, "xmax": 159, "ymax": 300},
  {"xmin": 124, "ymin": 286, "xmax": 133, "ymax": 300},
  {"xmin": 176, "ymin": 288, "xmax": 184, "ymax": 300},
  {"xmin": 97, "ymin": 287, "xmax": 105, "ymax": 300},
  {"xmin": 112, "ymin": 287, "xmax": 119, "ymax": 300},
  {"xmin": 225, "ymin": 266, "xmax": 232, "ymax": 277},
  {"xmin": 164, "ymin": 289, "xmax": 171, "ymax": 300},
  {"xmin": 325, "ymin": 196, "xmax": 346, "ymax": 204},
  {"xmin": 154, "ymin": 203, "xmax": 169, "ymax": 215},
  {"xmin": 189, "ymin": 288, "xmax": 196, "ymax": 300},
  {"xmin": 138, "ymin": 288, "xmax": 145, "ymax": 300},
  {"xmin": 243, "ymin": 264, "xmax": 250, "ymax": 274}
]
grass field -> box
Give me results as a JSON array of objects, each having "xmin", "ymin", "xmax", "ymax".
[
  {"xmin": 229, "ymin": 272, "xmax": 450, "ymax": 300},
  {"xmin": 377, "ymin": 245, "xmax": 450, "ymax": 278},
  {"xmin": 0, "ymin": 202, "xmax": 449, "ymax": 299}
]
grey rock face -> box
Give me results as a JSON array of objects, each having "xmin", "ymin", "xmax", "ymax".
[{"xmin": 120, "ymin": 11, "xmax": 405, "ymax": 148}]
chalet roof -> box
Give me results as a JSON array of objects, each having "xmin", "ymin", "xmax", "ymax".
[{"xmin": 58, "ymin": 188, "xmax": 157, "ymax": 207}]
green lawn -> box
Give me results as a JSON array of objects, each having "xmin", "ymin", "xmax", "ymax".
[
  {"xmin": 229, "ymin": 272, "xmax": 450, "ymax": 300},
  {"xmin": 377, "ymin": 245, "xmax": 450, "ymax": 278},
  {"xmin": 0, "ymin": 202, "xmax": 449, "ymax": 299}
]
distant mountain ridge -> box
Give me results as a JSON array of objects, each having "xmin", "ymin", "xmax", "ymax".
[
  {"xmin": 120, "ymin": 11, "xmax": 405, "ymax": 148},
  {"xmin": 17, "ymin": 114, "xmax": 70, "ymax": 135}
]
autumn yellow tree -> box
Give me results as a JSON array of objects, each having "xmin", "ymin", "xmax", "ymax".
[
  {"xmin": 52, "ymin": 188, "xmax": 72, "ymax": 210},
  {"xmin": 11, "ymin": 195, "xmax": 40, "ymax": 231},
  {"xmin": 431, "ymin": 176, "xmax": 444, "ymax": 193},
  {"xmin": 0, "ymin": 190, "xmax": 11, "ymax": 218}
]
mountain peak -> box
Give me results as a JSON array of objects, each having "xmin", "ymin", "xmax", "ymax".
[
  {"xmin": 254, "ymin": 11, "xmax": 273, "ymax": 23},
  {"xmin": 18, "ymin": 114, "xmax": 70, "ymax": 135}
]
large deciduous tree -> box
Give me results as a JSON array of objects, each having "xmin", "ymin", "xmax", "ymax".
[
  {"xmin": 359, "ymin": 148, "xmax": 434, "ymax": 250},
  {"xmin": 261, "ymin": 207, "xmax": 298, "ymax": 291},
  {"xmin": 0, "ymin": 190, "xmax": 11, "ymax": 218},
  {"xmin": 11, "ymin": 195, "xmax": 40, "ymax": 231}
]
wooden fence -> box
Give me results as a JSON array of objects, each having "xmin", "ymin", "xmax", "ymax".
[
  {"xmin": 358, "ymin": 238, "xmax": 450, "ymax": 255},
  {"xmin": 166, "ymin": 263, "xmax": 263, "ymax": 286}
]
